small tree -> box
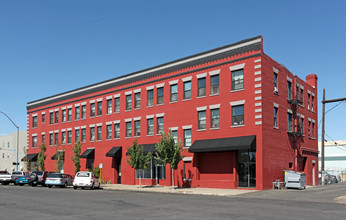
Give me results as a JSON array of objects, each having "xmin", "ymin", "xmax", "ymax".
[
  {"xmin": 127, "ymin": 139, "xmax": 152, "ymax": 187},
  {"xmin": 155, "ymin": 131, "xmax": 184, "ymax": 189},
  {"xmin": 37, "ymin": 143, "xmax": 47, "ymax": 171},
  {"xmin": 71, "ymin": 140, "xmax": 82, "ymax": 174},
  {"xmin": 54, "ymin": 146, "xmax": 64, "ymax": 173}
]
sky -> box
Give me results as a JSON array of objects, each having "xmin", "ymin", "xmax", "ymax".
[{"xmin": 0, "ymin": 0, "xmax": 345, "ymax": 142}]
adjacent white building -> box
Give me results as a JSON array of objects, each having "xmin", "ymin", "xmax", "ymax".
[
  {"xmin": 0, "ymin": 130, "xmax": 27, "ymax": 171},
  {"xmin": 318, "ymin": 140, "xmax": 346, "ymax": 178}
]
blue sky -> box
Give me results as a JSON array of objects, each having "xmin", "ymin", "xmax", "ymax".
[{"xmin": 0, "ymin": 0, "xmax": 345, "ymax": 142}]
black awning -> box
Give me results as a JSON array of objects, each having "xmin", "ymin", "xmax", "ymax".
[
  {"xmin": 126, "ymin": 143, "xmax": 157, "ymax": 155},
  {"xmin": 80, "ymin": 148, "xmax": 95, "ymax": 159},
  {"xmin": 188, "ymin": 135, "xmax": 256, "ymax": 153},
  {"xmin": 106, "ymin": 146, "xmax": 122, "ymax": 157},
  {"xmin": 21, "ymin": 153, "xmax": 38, "ymax": 162},
  {"xmin": 51, "ymin": 151, "xmax": 65, "ymax": 160}
]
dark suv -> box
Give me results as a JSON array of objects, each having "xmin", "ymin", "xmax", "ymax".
[{"xmin": 29, "ymin": 171, "xmax": 52, "ymax": 186}]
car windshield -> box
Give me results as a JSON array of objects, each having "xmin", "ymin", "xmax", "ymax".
[
  {"xmin": 77, "ymin": 172, "xmax": 90, "ymax": 177},
  {"xmin": 47, "ymin": 173, "xmax": 62, "ymax": 178},
  {"xmin": 0, "ymin": 171, "xmax": 9, "ymax": 174},
  {"xmin": 12, "ymin": 171, "xmax": 22, "ymax": 175},
  {"xmin": 23, "ymin": 175, "xmax": 30, "ymax": 178},
  {"xmin": 32, "ymin": 171, "xmax": 43, "ymax": 175}
]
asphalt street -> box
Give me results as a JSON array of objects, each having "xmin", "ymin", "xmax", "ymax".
[{"xmin": 0, "ymin": 183, "xmax": 345, "ymax": 220}]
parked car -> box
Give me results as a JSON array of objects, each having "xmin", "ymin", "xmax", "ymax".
[
  {"xmin": 318, "ymin": 171, "xmax": 332, "ymax": 185},
  {"xmin": 12, "ymin": 171, "xmax": 29, "ymax": 185},
  {"xmin": 15, "ymin": 174, "xmax": 32, "ymax": 186},
  {"xmin": 0, "ymin": 171, "xmax": 12, "ymax": 185},
  {"xmin": 29, "ymin": 171, "xmax": 52, "ymax": 186},
  {"xmin": 330, "ymin": 175, "xmax": 338, "ymax": 184},
  {"xmin": 45, "ymin": 173, "xmax": 74, "ymax": 188},
  {"xmin": 73, "ymin": 171, "xmax": 100, "ymax": 190}
]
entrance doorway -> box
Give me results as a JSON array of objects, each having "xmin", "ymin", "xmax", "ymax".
[{"xmin": 238, "ymin": 149, "xmax": 256, "ymax": 188}]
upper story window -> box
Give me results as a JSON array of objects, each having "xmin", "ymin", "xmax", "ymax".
[
  {"xmin": 114, "ymin": 97, "xmax": 120, "ymax": 113},
  {"xmin": 49, "ymin": 133, "xmax": 53, "ymax": 146},
  {"xmin": 126, "ymin": 95, "xmax": 132, "ymax": 111},
  {"xmin": 61, "ymin": 109, "xmax": 66, "ymax": 122},
  {"xmin": 273, "ymin": 72, "xmax": 278, "ymax": 93},
  {"xmin": 231, "ymin": 69, "xmax": 244, "ymax": 91},
  {"xmin": 81, "ymin": 105, "xmax": 86, "ymax": 119},
  {"xmin": 198, "ymin": 110, "xmax": 206, "ymax": 130},
  {"xmin": 55, "ymin": 111, "xmax": 59, "ymax": 124},
  {"xmin": 147, "ymin": 89, "xmax": 154, "ymax": 107},
  {"xmin": 90, "ymin": 103, "xmax": 95, "ymax": 117},
  {"xmin": 32, "ymin": 136, "xmax": 37, "ymax": 148},
  {"xmin": 107, "ymin": 99, "xmax": 112, "ymax": 114},
  {"xmin": 42, "ymin": 114, "xmax": 45, "ymax": 123},
  {"xmin": 54, "ymin": 132, "xmax": 59, "ymax": 145},
  {"xmin": 157, "ymin": 117, "xmax": 164, "ymax": 134},
  {"xmin": 311, "ymin": 95, "xmax": 315, "ymax": 111},
  {"xmin": 300, "ymin": 88, "xmax": 304, "ymax": 104},
  {"xmin": 90, "ymin": 127, "xmax": 95, "ymax": 142},
  {"xmin": 210, "ymin": 75, "xmax": 219, "ymax": 95},
  {"xmin": 68, "ymin": 108, "xmax": 72, "ymax": 121},
  {"xmin": 300, "ymin": 117, "xmax": 304, "ymax": 134},
  {"xmin": 97, "ymin": 101, "xmax": 102, "ymax": 116},
  {"xmin": 274, "ymin": 107, "xmax": 278, "ymax": 128},
  {"xmin": 157, "ymin": 87, "xmax": 164, "ymax": 105},
  {"xmin": 81, "ymin": 128, "xmax": 86, "ymax": 143},
  {"xmin": 106, "ymin": 125, "xmax": 112, "ymax": 140},
  {"xmin": 147, "ymin": 118, "xmax": 154, "ymax": 136},
  {"xmin": 198, "ymin": 77, "xmax": 206, "ymax": 97},
  {"xmin": 97, "ymin": 126, "xmax": 102, "ymax": 141},
  {"xmin": 184, "ymin": 129, "xmax": 192, "ymax": 148},
  {"xmin": 67, "ymin": 131, "xmax": 72, "ymax": 144},
  {"xmin": 308, "ymin": 93, "xmax": 311, "ymax": 109},
  {"xmin": 287, "ymin": 112, "xmax": 293, "ymax": 132},
  {"xmin": 184, "ymin": 81, "xmax": 191, "ymax": 100},
  {"xmin": 232, "ymin": 105, "xmax": 244, "ymax": 126},
  {"xmin": 114, "ymin": 123, "xmax": 120, "ymax": 139},
  {"xmin": 135, "ymin": 120, "xmax": 141, "ymax": 137},
  {"xmin": 126, "ymin": 121, "xmax": 132, "ymax": 137},
  {"xmin": 211, "ymin": 108, "xmax": 220, "ymax": 129},
  {"xmin": 296, "ymin": 85, "xmax": 300, "ymax": 100},
  {"xmin": 42, "ymin": 133, "xmax": 45, "ymax": 144},
  {"xmin": 32, "ymin": 116, "xmax": 37, "ymax": 128},
  {"xmin": 62, "ymin": 131, "xmax": 66, "ymax": 145},
  {"xmin": 50, "ymin": 112, "xmax": 54, "ymax": 124},
  {"xmin": 311, "ymin": 121, "xmax": 315, "ymax": 138},
  {"xmin": 75, "ymin": 106, "xmax": 80, "ymax": 120},
  {"xmin": 287, "ymin": 81, "xmax": 292, "ymax": 100},
  {"xmin": 171, "ymin": 130, "xmax": 178, "ymax": 144},
  {"xmin": 134, "ymin": 92, "xmax": 141, "ymax": 109},
  {"xmin": 75, "ymin": 129, "xmax": 80, "ymax": 142},
  {"xmin": 170, "ymin": 84, "xmax": 178, "ymax": 102}
]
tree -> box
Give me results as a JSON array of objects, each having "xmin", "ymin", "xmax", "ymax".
[
  {"xmin": 71, "ymin": 140, "xmax": 82, "ymax": 174},
  {"xmin": 155, "ymin": 131, "xmax": 184, "ymax": 189},
  {"xmin": 54, "ymin": 146, "xmax": 64, "ymax": 173},
  {"xmin": 126, "ymin": 139, "xmax": 152, "ymax": 187},
  {"xmin": 37, "ymin": 143, "xmax": 47, "ymax": 171}
]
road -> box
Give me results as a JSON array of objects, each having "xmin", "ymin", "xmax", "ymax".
[{"xmin": 1, "ymin": 183, "xmax": 346, "ymax": 219}]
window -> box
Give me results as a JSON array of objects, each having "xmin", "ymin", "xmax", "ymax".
[
  {"xmin": 32, "ymin": 116, "xmax": 37, "ymax": 128},
  {"xmin": 300, "ymin": 117, "xmax": 304, "ymax": 134},
  {"xmin": 308, "ymin": 121, "xmax": 311, "ymax": 137},
  {"xmin": 274, "ymin": 107, "xmax": 278, "ymax": 128},
  {"xmin": 97, "ymin": 126, "xmax": 102, "ymax": 141},
  {"xmin": 300, "ymin": 89, "xmax": 304, "ymax": 104},
  {"xmin": 134, "ymin": 93, "xmax": 141, "ymax": 109},
  {"xmin": 273, "ymin": 72, "xmax": 278, "ymax": 93},
  {"xmin": 107, "ymin": 99, "xmax": 112, "ymax": 114},
  {"xmin": 287, "ymin": 113, "xmax": 293, "ymax": 131},
  {"xmin": 90, "ymin": 127, "xmax": 95, "ymax": 142},
  {"xmin": 97, "ymin": 101, "xmax": 102, "ymax": 116},
  {"xmin": 75, "ymin": 129, "xmax": 80, "ymax": 142},
  {"xmin": 68, "ymin": 108, "xmax": 72, "ymax": 121},
  {"xmin": 62, "ymin": 109, "xmax": 66, "ymax": 122},
  {"xmin": 55, "ymin": 111, "xmax": 59, "ymax": 124},
  {"xmin": 211, "ymin": 109, "xmax": 220, "ymax": 128},
  {"xmin": 232, "ymin": 105, "xmax": 244, "ymax": 126},
  {"xmin": 81, "ymin": 128, "xmax": 86, "ymax": 143},
  {"xmin": 184, "ymin": 129, "xmax": 191, "ymax": 147},
  {"xmin": 49, "ymin": 134, "xmax": 53, "ymax": 146},
  {"xmin": 157, "ymin": 117, "xmax": 164, "ymax": 134},
  {"xmin": 287, "ymin": 81, "xmax": 292, "ymax": 100},
  {"xmin": 114, "ymin": 123, "xmax": 120, "ymax": 139},
  {"xmin": 32, "ymin": 136, "xmax": 37, "ymax": 148},
  {"xmin": 90, "ymin": 103, "xmax": 95, "ymax": 117},
  {"xmin": 135, "ymin": 159, "xmax": 166, "ymax": 179},
  {"xmin": 308, "ymin": 94, "xmax": 311, "ymax": 109},
  {"xmin": 210, "ymin": 75, "xmax": 219, "ymax": 95},
  {"xmin": 296, "ymin": 85, "xmax": 300, "ymax": 100},
  {"xmin": 50, "ymin": 112, "xmax": 54, "ymax": 124},
  {"xmin": 126, "ymin": 95, "xmax": 132, "ymax": 111},
  {"xmin": 54, "ymin": 132, "xmax": 59, "ymax": 146},
  {"xmin": 157, "ymin": 87, "xmax": 164, "ymax": 105},
  {"xmin": 81, "ymin": 105, "xmax": 86, "ymax": 119},
  {"xmin": 135, "ymin": 120, "xmax": 141, "ymax": 137},
  {"xmin": 232, "ymin": 69, "xmax": 244, "ymax": 91},
  {"xmin": 170, "ymin": 84, "xmax": 178, "ymax": 102},
  {"xmin": 198, "ymin": 77, "xmax": 206, "ymax": 97},
  {"xmin": 147, "ymin": 118, "xmax": 154, "ymax": 136},
  {"xmin": 67, "ymin": 131, "xmax": 72, "ymax": 144},
  {"xmin": 42, "ymin": 114, "xmax": 45, "ymax": 123},
  {"xmin": 172, "ymin": 130, "xmax": 178, "ymax": 144},
  {"xmin": 126, "ymin": 122, "xmax": 132, "ymax": 137},
  {"xmin": 184, "ymin": 81, "xmax": 191, "ymax": 99},
  {"xmin": 311, "ymin": 95, "xmax": 315, "ymax": 111},
  {"xmin": 42, "ymin": 134, "xmax": 45, "ymax": 145},
  {"xmin": 62, "ymin": 131, "xmax": 66, "ymax": 145},
  {"xmin": 114, "ymin": 97, "xmax": 120, "ymax": 113},
  {"xmin": 198, "ymin": 110, "xmax": 206, "ymax": 130},
  {"xmin": 312, "ymin": 122, "xmax": 315, "ymax": 138},
  {"xmin": 75, "ymin": 106, "xmax": 80, "ymax": 120},
  {"xmin": 147, "ymin": 89, "xmax": 154, "ymax": 107},
  {"xmin": 106, "ymin": 125, "xmax": 112, "ymax": 140}
]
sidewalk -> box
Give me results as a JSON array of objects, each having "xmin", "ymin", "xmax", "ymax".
[{"xmin": 101, "ymin": 184, "xmax": 257, "ymax": 197}]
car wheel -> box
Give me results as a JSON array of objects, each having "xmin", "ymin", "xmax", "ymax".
[
  {"xmin": 73, "ymin": 186, "xmax": 77, "ymax": 190},
  {"xmin": 19, "ymin": 183, "xmax": 24, "ymax": 186},
  {"xmin": 81, "ymin": 187, "xmax": 84, "ymax": 190},
  {"xmin": 91, "ymin": 183, "xmax": 94, "ymax": 190},
  {"xmin": 48, "ymin": 185, "xmax": 52, "ymax": 188},
  {"xmin": 64, "ymin": 182, "xmax": 68, "ymax": 188}
]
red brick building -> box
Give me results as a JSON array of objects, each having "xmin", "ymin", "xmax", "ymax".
[{"xmin": 26, "ymin": 36, "xmax": 318, "ymax": 190}]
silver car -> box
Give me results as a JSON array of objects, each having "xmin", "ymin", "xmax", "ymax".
[{"xmin": 45, "ymin": 173, "xmax": 74, "ymax": 188}]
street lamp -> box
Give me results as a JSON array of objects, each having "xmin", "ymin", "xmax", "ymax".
[{"xmin": 0, "ymin": 111, "xmax": 19, "ymax": 171}]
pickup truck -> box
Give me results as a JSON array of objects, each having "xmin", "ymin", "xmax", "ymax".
[{"xmin": 0, "ymin": 171, "xmax": 12, "ymax": 185}]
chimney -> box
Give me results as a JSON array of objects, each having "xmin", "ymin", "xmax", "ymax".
[{"xmin": 306, "ymin": 74, "xmax": 318, "ymax": 89}]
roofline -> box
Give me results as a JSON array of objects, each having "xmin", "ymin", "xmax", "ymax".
[{"xmin": 27, "ymin": 35, "xmax": 262, "ymax": 108}]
